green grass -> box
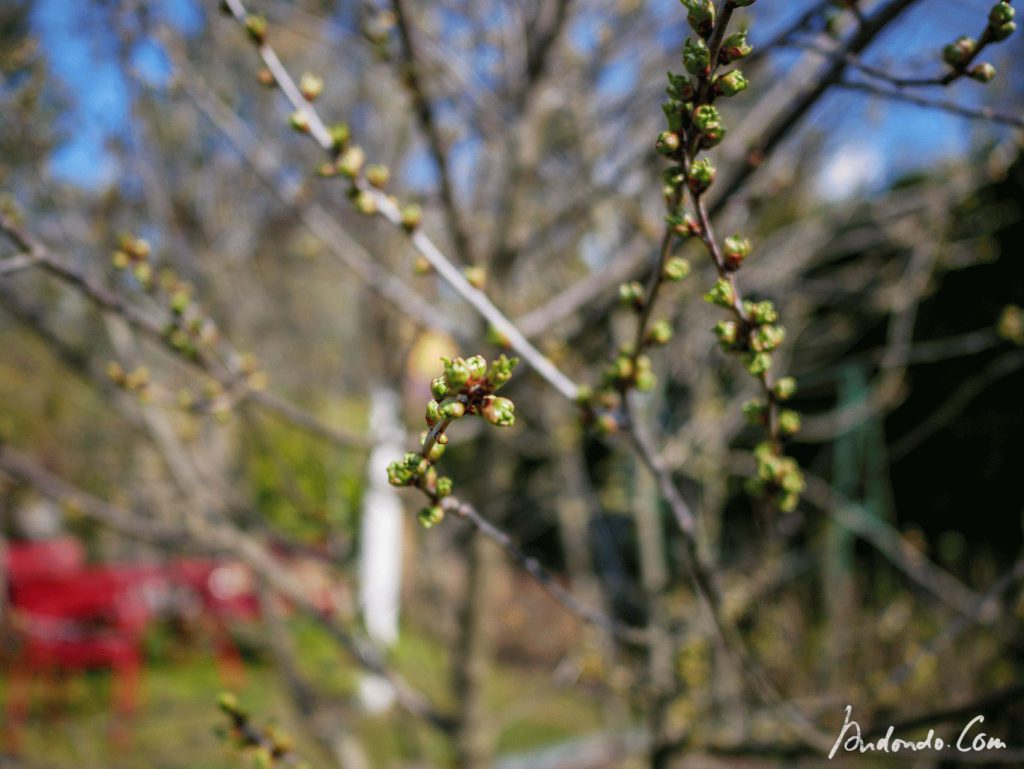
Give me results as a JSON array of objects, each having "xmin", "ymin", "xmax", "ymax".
[{"xmin": 1, "ymin": 619, "xmax": 605, "ymax": 768}]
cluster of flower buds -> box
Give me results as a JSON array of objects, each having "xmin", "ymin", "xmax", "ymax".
[
  {"xmin": 941, "ymin": 2, "xmax": 1015, "ymax": 82},
  {"xmin": 110, "ymin": 234, "xmax": 154, "ymax": 289},
  {"xmin": 216, "ymin": 693, "xmax": 306, "ymax": 769},
  {"xmin": 107, "ymin": 362, "xmax": 151, "ymax": 401},
  {"xmin": 387, "ymin": 354, "xmax": 519, "ymax": 528},
  {"xmin": 709, "ymin": 295, "xmax": 787, "ymax": 377},
  {"xmin": 748, "ymin": 441, "xmax": 805, "ymax": 513},
  {"xmin": 601, "ymin": 346, "xmax": 656, "ymax": 392}
]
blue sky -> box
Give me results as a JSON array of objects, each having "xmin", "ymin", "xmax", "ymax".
[{"xmin": 30, "ymin": 0, "xmax": 1016, "ymax": 194}]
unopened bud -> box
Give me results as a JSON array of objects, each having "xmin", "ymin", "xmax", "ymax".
[
  {"xmin": 463, "ymin": 265, "xmax": 487, "ymax": 290},
  {"xmin": 713, "ymin": 69, "xmax": 749, "ymax": 97},
  {"xmin": 688, "ymin": 158, "xmax": 716, "ymax": 193},
  {"xmin": 400, "ymin": 203, "xmax": 423, "ymax": 231},
  {"xmin": 299, "ymin": 72, "xmax": 323, "ymax": 101},
  {"xmin": 942, "ymin": 36, "xmax": 975, "ymax": 67},
  {"xmin": 779, "ymin": 409, "xmax": 801, "ymax": 436},
  {"xmin": 337, "ymin": 146, "xmax": 365, "ymax": 178},
  {"xmin": 704, "ymin": 277, "xmax": 735, "ymax": 308},
  {"xmin": 969, "ymin": 62, "xmax": 996, "ymax": 82},
  {"xmin": 354, "ymin": 190, "xmax": 377, "ymax": 215},
  {"xmin": 244, "ymin": 13, "xmax": 267, "ymax": 44},
  {"xmin": 989, "ymin": 2, "xmax": 1014, "ymax": 27},
  {"xmin": 329, "ymin": 123, "xmax": 350, "ymax": 152},
  {"xmin": 656, "ymin": 130, "xmax": 682, "ymax": 156},
  {"xmin": 663, "ymin": 256, "xmax": 691, "ymax": 281},
  {"xmin": 481, "ymin": 396, "xmax": 516, "ymax": 427},
  {"xmin": 366, "ymin": 164, "xmax": 390, "ymax": 189},
  {"xmin": 723, "ymin": 234, "xmax": 751, "ymax": 271},
  {"xmin": 619, "ymin": 280, "xmax": 645, "ymax": 309},
  {"xmin": 289, "ymin": 110, "xmax": 311, "ymax": 133},
  {"xmin": 744, "ymin": 351, "xmax": 771, "ymax": 376},
  {"xmin": 417, "ymin": 505, "xmax": 444, "ymax": 528},
  {"xmin": 720, "ymin": 30, "xmax": 753, "ymax": 63},
  {"xmin": 773, "ymin": 376, "xmax": 797, "ymax": 401},
  {"xmin": 256, "ymin": 67, "xmax": 274, "ymax": 87},
  {"xmin": 646, "ymin": 319, "xmax": 674, "ymax": 346},
  {"xmin": 682, "ymin": 37, "xmax": 710, "ymax": 74}
]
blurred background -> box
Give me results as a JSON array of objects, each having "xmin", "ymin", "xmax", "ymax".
[{"xmin": 1, "ymin": 0, "xmax": 1023, "ymax": 767}]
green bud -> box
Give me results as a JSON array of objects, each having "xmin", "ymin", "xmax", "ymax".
[
  {"xmin": 481, "ymin": 396, "xmax": 515, "ymax": 427},
  {"xmin": 400, "ymin": 203, "xmax": 423, "ymax": 231},
  {"xmin": 665, "ymin": 73, "xmax": 695, "ymax": 102},
  {"xmin": 329, "ymin": 122, "xmax": 351, "ymax": 152},
  {"xmin": 942, "ymin": 36, "xmax": 975, "ymax": 67},
  {"xmin": 436, "ymin": 476, "xmax": 453, "ymax": 498},
  {"xmin": 604, "ymin": 355, "xmax": 634, "ymax": 385},
  {"xmin": 387, "ymin": 460, "xmax": 412, "ymax": 487},
  {"xmin": 713, "ymin": 320, "xmax": 739, "ymax": 347},
  {"xmin": 403, "ymin": 451, "xmax": 427, "ymax": 473},
  {"xmin": 289, "ymin": 110, "xmax": 311, "ymax": 133},
  {"xmin": 619, "ymin": 280, "xmax": 646, "ymax": 309},
  {"xmin": 745, "ymin": 299, "xmax": 778, "ymax": 324},
  {"xmin": 991, "ymin": 21, "xmax": 1016, "ymax": 40},
  {"xmin": 366, "ymin": 164, "xmax": 390, "ymax": 189},
  {"xmin": 667, "ymin": 211, "xmax": 700, "ymax": 237},
  {"xmin": 465, "ymin": 354, "xmax": 487, "ymax": 380},
  {"xmin": 646, "ymin": 319, "xmax": 674, "ymax": 346},
  {"xmin": 426, "ymin": 399, "xmax": 441, "ymax": 425},
  {"xmin": 681, "ymin": 0, "xmax": 715, "ymax": 36},
  {"xmin": 688, "ymin": 158, "xmax": 716, "ymax": 193},
  {"xmin": 779, "ymin": 409, "xmax": 801, "ymax": 437},
  {"xmin": 663, "ymin": 256, "xmax": 691, "ymax": 281},
  {"xmin": 773, "ymin": 376, "xmax": 797, "ymax": 401},
  {"xmin": 682, "ymin": 37, "xmax": 710, "ymax": 74},
  {"xmin": 463, "ymin": 265, "xmax": 487, "ymax": 289},
  {"xmin": 244, "ymin": 13, "xmax": 267, "ymax": 44},
  {"xmin": 656, "ymin": 130, "xmax": 682, "ymax": 156},
  {"xmin": 969, "ymin": 62, "xmax": 997, "ymax": 82},
  {"xmin": 720, "ymin": 30, "xmax": 753, "ymax": 63},
  {"xmin": 693, "ymin": 104, "xmax": 726, "ymax": 147},
  {"xmin": 427, "ymin": 440, "xmax": 446, "ymax": 462},
  {"xmin": 990, "ymin": 2, "xmax": 1015, "ymax": 26},
  {"xmin": 354, "ymin": 190, "xmax": 378, "ymax": 215},
  {"xmin": 430, "ymin": 377, "xmax": 448, "ymax": 400},
  {"xmin": 418, "ymin": 505, "xmax": 445, "ymax": 529},
  {"xmin": 338, "ymin": 146, "xmax": 365, "ymax": 178},
  {"xmin": 713, "ymin": 69, "xmax": 749, "ymax": 97},
  {"xmin": 744, "ymin": 351, "xmax": 771, "ymax": 376},
  {"xmin": 634, "ymin": 355, "xmax": 655, "ymax": 392},
  {"xmin": 692, "ymin": 103, "xmax": 724, "ymax": 132},
  {"xmin": 723, "ymin": 234, "xmax": 751, "ymax": 271},
  {"xmin": 704, "ymin": 277, "xmax": 736, "ymax": 308},
  {"xmin": 299, "ymin": 72, "xmax": 323, "ymax": 101},
  {"xmin": 442, "ymin": 356, "xmax": 470, "ymax": 388},
  {"xmin": 440, "ymin": 400, "xmax": 466, "ymax": 419},
  {"xmin": 750, "ymin": 324, "xmax": 785, "ymax": 353},
  {"xmin": 486, "ymin": 354, "xmax": 519, "ymax": 389},
  {"xmin": 111, "ymin": 250, "xmax": 130, "ymax": 269}
]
